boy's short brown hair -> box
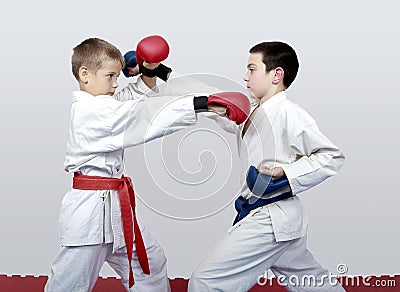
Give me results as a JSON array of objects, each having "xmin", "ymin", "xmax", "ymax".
[{"xmin": 71, "ymin": 37, "xmax": 125, "ymax": 80}]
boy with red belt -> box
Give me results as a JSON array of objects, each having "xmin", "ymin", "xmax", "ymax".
[{"xmin": 45, "ymin": 36, "xmax": 250, "ymax": 291}]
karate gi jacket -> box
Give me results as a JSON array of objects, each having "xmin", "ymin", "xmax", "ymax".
[
  {"xmin": 61, "ymin": 77, "xmax": 200, "ymax": 250},
  {"xmin": 210, "ymin": 91, "xmax": 345, "ymax": 241}
]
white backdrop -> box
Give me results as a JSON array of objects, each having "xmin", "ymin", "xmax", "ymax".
[{"xmin": 0, "ymin": 0, "xmax": 399, "ymax": 279}]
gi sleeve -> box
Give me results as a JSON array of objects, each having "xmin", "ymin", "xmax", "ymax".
[
  {"xmin": 68, "ymin": 94, "xmax": 197, "ymax": 156},
  {"xmin": 200, "ymin": 111, "xmax": 239, "ymax": 135},
  {"xmin": 114, "ymin": 78, "xmax": 158, "ymax": 101},
  {"xmin": 111, "ymin": 94, "xmax": 197, "ymax": 149},
  {"xmin": 280, "ymin": 121, "xmax": 345, "ymax": 195}
]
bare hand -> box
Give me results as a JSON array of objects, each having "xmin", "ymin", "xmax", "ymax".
[{"xmin": 258, "ymin": 166, "xmax": 285, "ymax": 181}]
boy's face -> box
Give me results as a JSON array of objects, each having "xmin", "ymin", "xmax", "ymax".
[
  {"xmin": 244, "ymin": 52, "xmax": 275, "ymax": 102},
  {"xmin": 80, "ymin": 59, "xmax": 122, "ymax": 96}
]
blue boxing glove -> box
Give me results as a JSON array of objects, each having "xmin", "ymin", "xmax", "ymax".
[
  {"xmin": 122, "ymin": 51, "xmax": 138, "ymax": 77},
  {"xmin": 246, "ymin": 165, "xmax": 290, "ymax": 197}
]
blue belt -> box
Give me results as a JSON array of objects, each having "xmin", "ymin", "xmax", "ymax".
[{"xmin": 233, "ymin": 191, "xmax": 294, "ymax": 225}]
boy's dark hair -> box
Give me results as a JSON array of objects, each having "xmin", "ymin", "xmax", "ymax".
[{"xmin": 250, "ymin": 41, "xmax": 299, "ymax": 88}]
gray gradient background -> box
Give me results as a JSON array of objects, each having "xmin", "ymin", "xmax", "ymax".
[{"xmin": 0, "ymin": 0, "xmax": 399, "ymax": 279}]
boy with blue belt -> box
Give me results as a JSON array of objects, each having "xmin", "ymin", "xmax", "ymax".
[{"xmin": 189, "ymin": 41, "xmax": 346, "ymax": 291}]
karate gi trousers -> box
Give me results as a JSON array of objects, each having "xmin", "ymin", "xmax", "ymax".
[
  {"xmin": 45, "ymin": 219, "xmax": 170, "ymax": 292},
  {"xmin": 188, "ymin": 206, "xmax": 345, "ymax": 292}
]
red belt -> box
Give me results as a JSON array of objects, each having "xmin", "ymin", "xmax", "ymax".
[{"xmin": 73, "ymin": 173, "xmax": 150, "ymax": 287}]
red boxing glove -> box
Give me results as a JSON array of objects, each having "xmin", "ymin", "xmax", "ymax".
[
  {"xmin": 206, "ymin": 92, "xmax": 250, "ymax": 125},
  {"xmin": 136, "ymin": 35, "xmax": 170, "ymax": 66}
]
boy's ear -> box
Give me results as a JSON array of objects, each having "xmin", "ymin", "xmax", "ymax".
[
  {"xmin": 79, "ymin": 66, "xmax": 90, "ymax": 83},
  {"xmin": 272, "ymin": 67, "xmax": 284, "ymax": 85}
]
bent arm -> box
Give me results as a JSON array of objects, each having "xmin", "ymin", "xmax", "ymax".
[{"xmin": 281, "ymin": 123, "xmax": 345, "ymax": 195}]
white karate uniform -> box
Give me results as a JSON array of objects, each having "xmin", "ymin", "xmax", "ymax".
[
  {"xmin": 189, "ymin": 91, "xmax": 346, "ymax": 291},
  {"xmin": 45, "ymin": 77, "xmax": 203, "ymax": 292}
]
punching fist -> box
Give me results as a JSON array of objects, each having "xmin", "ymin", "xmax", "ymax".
[
  {"xmin": 207, "ymin": 92, "xmax": 250, "ymax": 125},
  {"xmin": 135, "ymin": 35, "xmax": 172, "ymax": 81},
  {"xmin": 194, "ymin": 92, "xmax": 250, "ymax": 125},
  {"xmin": 122, "ymin": 50, "xmax": 172, "ymax": 81},
  {"xmin": 136, "ymin": 35, "xmax": 170, "ymax": 65},
  {"xmin": 122, "ymin": 51, "xmax": 138, "ymax": 77}
]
